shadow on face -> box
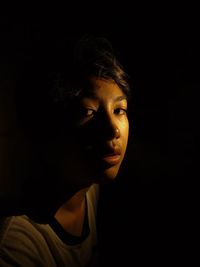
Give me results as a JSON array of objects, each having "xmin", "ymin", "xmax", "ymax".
[{"xmin": 56, "ymin": 78, "xmax": 130, "ymax": 185}]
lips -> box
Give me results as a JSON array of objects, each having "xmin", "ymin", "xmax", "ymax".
[
  {"xmin": 102, "ymin": 153, "xmax": 121, "ymax": 165},
  {"xmin": 83, "ymin": 143, "xmax": 122, "ymax": 166},
  {"xmin": 99, "ymin": 147, "xmax": 122, "ymax": 166}
]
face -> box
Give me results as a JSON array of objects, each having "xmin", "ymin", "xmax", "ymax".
[{"xmin": 73, "ymin": 77, "xmax": 129, "ymax": 184}]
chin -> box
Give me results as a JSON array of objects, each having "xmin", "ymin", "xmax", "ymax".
[{"xmin": 94, "ymin": 164, "xmax": 121, "ymax": 184}]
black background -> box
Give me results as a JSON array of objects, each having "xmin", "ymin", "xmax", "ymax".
[{"xmin": 0, "ymin": 8, "xmax": 197, "ymax": 265}]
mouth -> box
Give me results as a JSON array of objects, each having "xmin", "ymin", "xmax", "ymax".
[
  {"xmin": 99, "ymin": 145, "xmax": 122, "ymax": 166},
  {"xmin": 83, "ymin": 144, "xmax": 122, "ymax": 167},
  {"xmin": 101, "ymin": 153, "xmax": 121, "ymax": 165}
]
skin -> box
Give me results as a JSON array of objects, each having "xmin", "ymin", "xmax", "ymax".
[
  {"xmin": 77, "ymin": 77, "xmax": 129, "ymax": 182},
  {"xmin": 55, "ymin": 77, "xmax": 129, "ymax": 235}
]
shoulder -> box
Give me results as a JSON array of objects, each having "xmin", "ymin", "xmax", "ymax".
[
  {"xmin": 0, "ymin": 215, "xmax": 55, "ymax": 266},
  {"xmin": 0, "ymin": 215, "xmax": 46, "ymax": 246}
]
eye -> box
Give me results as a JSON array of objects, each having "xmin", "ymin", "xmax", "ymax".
[
  {"xmin": 76, "ymin": 107, "xmax": 97, "ymax": 126},
  {"xmin": 80, "ymin": 107, "xmax": 96, "ymax": 118},
  {"xmin": 114, "ymin": 108, "xmax": 127, "ymax": 115},
  {"xmin": 86, "ymin": 109, "xmax": 95, "ymax": 117}
]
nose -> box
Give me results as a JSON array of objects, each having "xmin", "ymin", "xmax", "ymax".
[
  {"xmin": 112, "ymin": 126, "xmax": 120, "ymax": 138},
  {"xmin": 100, "ymin": 113, "xmax": 120, "ymax": 141}
]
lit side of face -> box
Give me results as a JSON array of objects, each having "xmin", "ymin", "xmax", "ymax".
[{"xmin": 76, "ymin": 77, "xmax": 129, "ymax": 183}]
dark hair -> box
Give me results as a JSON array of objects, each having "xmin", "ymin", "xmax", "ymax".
[
  {"xmin": 16, "ymin": 35, "xmax": 130, "ymax": 139},
  {"xmin": 50, "ymin": 36, "xmax": 130, "ymax": 104}
]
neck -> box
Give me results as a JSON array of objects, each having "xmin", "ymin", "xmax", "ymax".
[{"xmin": 54, "ymin": 186, "xmax": 91, "ymax": 236}]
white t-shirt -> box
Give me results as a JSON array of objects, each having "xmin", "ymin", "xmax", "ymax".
[{"xmin": 0, "ymin": 184, "xmax": 99, "ymax": 267}]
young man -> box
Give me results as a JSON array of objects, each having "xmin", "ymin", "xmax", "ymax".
[{"xmin": 0, "ymin": 36, "xmax": 130, "ymax": 267}]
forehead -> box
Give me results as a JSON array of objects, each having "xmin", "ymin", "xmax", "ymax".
[{"xmin": 84, "ymin": 77, "xmax": 126, "ymax": 100}]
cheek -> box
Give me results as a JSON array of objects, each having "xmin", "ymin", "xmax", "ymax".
[{"xmin": 121, "ymin": 119, "xmax": 129, "ymax": 149}]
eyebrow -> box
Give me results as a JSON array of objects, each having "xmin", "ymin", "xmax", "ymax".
[
  {"xmin": 80, "ymin": 92, "xmax": 127, "ymax": 102},
  {"xmin": 114, "ymin": 95, "xmax": 127, "ymax": 102}
]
